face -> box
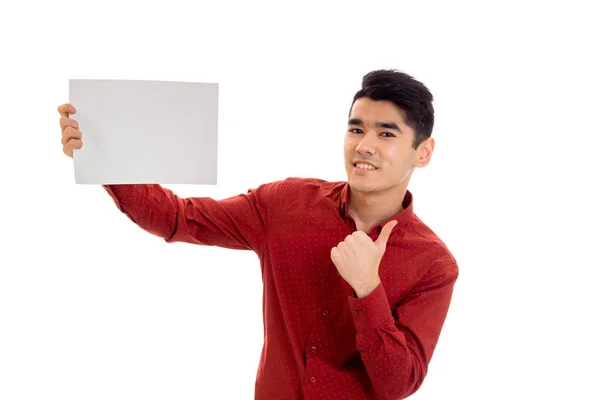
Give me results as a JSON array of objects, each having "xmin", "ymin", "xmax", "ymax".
[{"xmin": 344, "ymin": 97, "xmax": 432, "ymax": 195}]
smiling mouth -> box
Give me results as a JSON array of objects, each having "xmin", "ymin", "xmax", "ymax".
[{"xmin": 353, "ymin": 162, "xmax": 377, "ymax": 171}]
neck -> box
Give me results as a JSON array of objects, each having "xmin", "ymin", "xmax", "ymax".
[{"xmin": 348, "ymin": 184, "xmax": 407, "ymax": 230}]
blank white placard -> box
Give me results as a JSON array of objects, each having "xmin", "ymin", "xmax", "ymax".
[{"xmin": 69, "ymin": 79, "xmax": 219, "ymax": 185}]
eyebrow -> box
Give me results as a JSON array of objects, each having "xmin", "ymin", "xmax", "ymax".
[{"xmin": 348, "ymin": 118, "xmax": 402, "ymax": 132}]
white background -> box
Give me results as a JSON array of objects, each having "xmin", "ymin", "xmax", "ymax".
[{"xmin": 1, "ymin": 1, "xmax": 599, "ymax": 399}]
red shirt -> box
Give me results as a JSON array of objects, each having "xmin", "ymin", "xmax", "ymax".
[{"xmin": 102, "ymin": 177, "xmax": 459, "ymax": 400}]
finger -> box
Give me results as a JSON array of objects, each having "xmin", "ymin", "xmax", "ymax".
[
  {"xmin": 375, "ymin": 220, "xmax": 398, "ymax": 248},
  {"xmin": 345, "ymin": 233, "xmax": 359, "ymax": 243},
  {"xmin": 63, "ymin": 139, "xmax": 83, "ymax": 158},
  {"xmin": 330, "ymin": 247, "xmax": 339, "ymax": 262},
  {"xmin": 61, "ymin": 126, "xmax": 82, "ymax": 145},
  {"xmin": 350, "ymin": 232, "xmax": 369, "ymax": 250},
  {"xmin": 59, "ymin": 116, "xmax": 79, "ymax": 132},
  {"xmin": 57, "ymin": 103, "xmax": 76, "ymax": 117}
]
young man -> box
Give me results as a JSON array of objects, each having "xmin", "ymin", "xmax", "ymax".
[{"xmin": 58, "ymin": 69, "xmax": 459, "ymax": 400}]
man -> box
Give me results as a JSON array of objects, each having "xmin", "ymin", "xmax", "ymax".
[{"xmin": 58, "ymin": 69, "xmax": 459, "ymax": 400}]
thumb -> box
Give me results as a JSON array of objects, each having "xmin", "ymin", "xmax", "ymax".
[{"xmin": 375, "ymin": 220, "xmax": 397, "ymax": 249}]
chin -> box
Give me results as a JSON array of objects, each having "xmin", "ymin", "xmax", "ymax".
[{"xmin": 349, "ymin": 179, "xmax": 381, "ymax": 193}]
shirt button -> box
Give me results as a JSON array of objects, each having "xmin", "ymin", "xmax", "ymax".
[
  {"xmin": 311, "ymin": 346, "xmax": 317, "ymax": 353},
  {"xmin": 310, "ymin": 376, "xmax": 316, "ymax": 383},
  {"xmin": 336, "ymin": 271, "xmax": 340, "ymax": 276},
  {"xmin": 358, "ymin": 345, "xmax": 364, "ymax": 351},
  {"xmin": 322, "ymin": 310, "xmax": 329, "ymax": 316},
  {"xmin": 352, "ymin": 310, "xmax": 358, "ymax": 316}
]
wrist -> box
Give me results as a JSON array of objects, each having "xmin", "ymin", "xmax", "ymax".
[{"xmin": 353, "ymin": 278, "xmax": 381, "ymax": 298}]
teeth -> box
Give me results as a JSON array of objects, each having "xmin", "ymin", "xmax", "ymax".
[{"xmin": 355, "ymin": 163, "xmax": 376, "ymax": 170}]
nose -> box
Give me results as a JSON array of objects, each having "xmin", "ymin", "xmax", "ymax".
[{"xmin": 355, "ymin": 133, "xmax": 377, "ymax": 156}]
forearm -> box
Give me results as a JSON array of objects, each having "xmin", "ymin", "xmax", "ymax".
[
  {"xmin": 103, "ymin": 184, "xmax": 178, "ymax": 240},
  {"xmin": 348, "ymin": 284, "xmax": 425, "ymax": 400},
  {"xmin": 102, "ymin": 183, "xmax": 271, "ymax": 251},
  {"xmin": 356, "ymin": 320, "xmax": 423, "ymax": 400}
]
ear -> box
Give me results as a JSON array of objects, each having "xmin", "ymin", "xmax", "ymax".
[{"xmin": 415, "ymin": 138, "xmax": 435, "ymax": 167}]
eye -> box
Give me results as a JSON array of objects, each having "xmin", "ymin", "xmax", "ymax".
[
  {"xmin": 381, "ymin": 132, "xmax": 396, "ymax": 138},
  {"xmin": 349, "ymin": 128, "xmax": 363, "ymax": 134}
]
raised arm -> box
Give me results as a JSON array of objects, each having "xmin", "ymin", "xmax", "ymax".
[
  {"xmin": 101, "ymin": 183, "xmax": 276, "ymax": 252},
  {"xmin": 58, "ymin": 103, "xmax": 277, "ymax": 253}
]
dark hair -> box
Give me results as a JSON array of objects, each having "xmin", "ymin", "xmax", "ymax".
[{"xmin": 351, "ymin": 69, "xmax": 434, "ymax": 149}]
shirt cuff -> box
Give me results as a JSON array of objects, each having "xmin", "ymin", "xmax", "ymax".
[{"xmin": 347, "ymin": 282, "xmax": 393, "ymax": 333}]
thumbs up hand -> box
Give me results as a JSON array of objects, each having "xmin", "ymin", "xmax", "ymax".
[{"xmin": 331, "ymin": 220, "xmax": 398, "ymax": 298}]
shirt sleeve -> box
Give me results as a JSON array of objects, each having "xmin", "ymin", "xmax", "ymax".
[
  {"xmin": 102, "ymin": 182, "xmax": 282, "ymax": 253},
  {"xmin": 347, "ymin": 258, "xmax": 459, "ymax": 400}
]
